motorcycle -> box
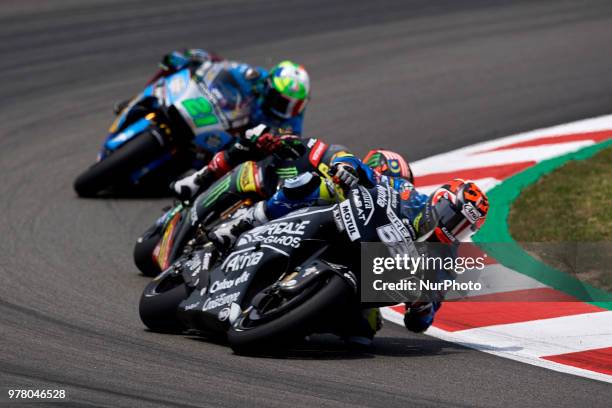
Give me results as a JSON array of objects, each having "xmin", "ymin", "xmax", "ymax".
[
  {"xmin": 74, "ymin": 62, "xmax": 252, "ymax": 197},
  {"xmin": 139, "ymin": 182, "xmax": 416, "ymax": 354},
  {"xmin": 133, "ymin": 139, "xmax": 336, "ymax": 277}
]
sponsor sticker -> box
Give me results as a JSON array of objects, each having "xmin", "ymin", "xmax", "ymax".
[
  {"xmin": 237, "ymin": 162, "xmax": 259, "ymax": 193},
  {"xmin": 339, "ymin": 200, "xmax": 361, "ymax": 241},
  {"xmin": 462, "ymin": 202, "xmax": 481, "ymax": 223},
  {"xmin": 308, "ymin": 140, "xmax": 328, "ymax": 166},
  {"xmin": 224, "ymin": 251, "xmax": 263, "ymax": 273},
  {"xmin": 202, "ymin": 292, "xmax": 240, "ymax": 311}
]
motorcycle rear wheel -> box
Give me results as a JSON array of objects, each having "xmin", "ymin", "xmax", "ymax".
[
  {"xmin": 228, "ymin": 274, "xmax": 352, "ymax": 355},
  {"xmin": 133, "ymin": 227, "xmax": 163, "ymax": 277}
]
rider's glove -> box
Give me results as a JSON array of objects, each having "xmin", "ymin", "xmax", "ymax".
[
  {"xmin": 246, "ymin": 124, "xmax": 279, "ymax": 153},
  {"xmin": 245, "ymin": 124, "xmax": 302, "ymax": 158},
  {"xmin": 331, "ymin": 162, "xmax": 359, "ymax": 189},
  {"xmin": 403, "ymin": 302, "xmax": 435, "ymax": 333}
]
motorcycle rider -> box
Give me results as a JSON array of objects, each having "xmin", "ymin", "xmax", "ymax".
[
  {"xmin": 209, "ymin": 148, "xmax": 417, "ymax": 247},
  {"xmin": 171, "ymin": 124, "xmax": 415, "ymax": 201},
  {"xmin": 145, "ymin": 48, "xmax": 310, "ymax": 136},
  {"xmin": 209, "ymin": 152, "xmax": 488, "ymax": 345},
  {"xmin": 134, "ymin": 125, "xmax": 403, "ymax": 276}
]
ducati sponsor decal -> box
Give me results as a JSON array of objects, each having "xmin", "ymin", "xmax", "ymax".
[
  {"xmin": 209, "ymin": 271, "xmax": 250, "ymax": 293},
  {"xmin": 339, "ymin": 200, "xmax": 361, "ymax": 241}
]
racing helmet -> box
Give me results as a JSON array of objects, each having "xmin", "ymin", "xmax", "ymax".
[
  {"xmin": 414, "ymin": 179, "xmax": 489, "ymax": 243},
  {"xmin": 262, "ymin": 61, "xmax": 310, "ymax": 119},
  {"xmin": 363, "ymin": 149, "xmax": 414, "ymax": 184}
]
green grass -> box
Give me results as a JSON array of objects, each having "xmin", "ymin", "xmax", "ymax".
[{"xmin": 509, "ymin": 147, "xmax": 612, "ymax": 291}]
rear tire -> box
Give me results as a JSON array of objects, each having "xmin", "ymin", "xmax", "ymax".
[
  {"xmin": 133, "ymin": 229, "xmax": 162, "ymax": 277},
  {"xmin": 228, "ymin": 274, "xmax": 352, "ymax": 355},
  {"xmin": 74, "ymin": 130, "xmax": 165, "ymax": 197},
  {"xmin": 139, "ymin": 273, "xmax": 189, "ymax": 333}
]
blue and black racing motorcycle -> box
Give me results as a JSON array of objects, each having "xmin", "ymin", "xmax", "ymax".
[{"xmin": 74, "ymin": 62, "xmax": 253, "ymax": 197}]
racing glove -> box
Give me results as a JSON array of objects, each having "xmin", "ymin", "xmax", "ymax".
[
  {"xmin": 245, "ymin": 124, "xmax": 302, "ymax": 158},
  {"xmin": 331, "ymin": 162, "xmax": 359, "ymax": 190}
]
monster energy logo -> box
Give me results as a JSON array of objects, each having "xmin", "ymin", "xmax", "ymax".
[
  {"xmin": 201, "ymin": 176, "xmax": 231, "ymax": 208},
  {"xmin": 276, "ymin": 167, "xmax": 298, "ymax": 179}
]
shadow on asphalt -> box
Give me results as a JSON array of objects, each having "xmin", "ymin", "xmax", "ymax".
[{"xmin": 183, "ymin": 333, "xmax": 471, "ymax": 361}]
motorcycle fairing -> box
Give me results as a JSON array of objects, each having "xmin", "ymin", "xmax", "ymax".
[{"xmin": 177, "ymin": 205, "xmax": 339, "ymax": 333}]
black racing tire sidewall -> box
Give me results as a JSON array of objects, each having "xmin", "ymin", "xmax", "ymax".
[
  {"xmin": 73, "ymin": 130, "xmax": 164, "ymax": 197},
  {"xmin": 228, "ymin": 274, "xmax": 353, "ymax": 355}
]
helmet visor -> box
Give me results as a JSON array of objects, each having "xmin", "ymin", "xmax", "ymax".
[{"xmin": 264, "ymin": 85, "xmax": 305, "ymax": 119}]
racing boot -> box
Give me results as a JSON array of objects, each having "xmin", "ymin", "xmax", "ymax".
[
  {"xmin": 208, "ymin": 202, "xmax": 268, "ymax": 250},
  {"xmin": 171, "ymin": 166, "xmax": 217, "ymax": 201}
]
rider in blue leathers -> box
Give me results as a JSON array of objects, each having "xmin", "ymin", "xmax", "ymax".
[
  {"xmin": 155, "ymin": 49, "xmax": 309, "ymax": 135},
  {"xmin": 152, "ymin": 49, "xmax": 312, "ymax": 196},
  {"xmin": 208, "ymin": 147, "xmax": 485, "ymax": 345}
]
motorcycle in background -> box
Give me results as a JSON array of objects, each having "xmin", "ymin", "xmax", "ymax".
[{"xmin": 74, "ymin": 62, "xmax": 252, "ymax": 197}]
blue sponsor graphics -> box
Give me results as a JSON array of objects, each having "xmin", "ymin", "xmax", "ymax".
[
  {"xmin": 104, "ymin": 117, "xmax": 151, "ymax": 151},
  {"xmin": 193, "ymin": 130, "xmax": 233, "ymax": 153},
  {"xmin": 129, "ymin": 150, "xmax": 174, "ymax": 183},
  {"xmin": 165, "ymin": 69, "xmax": 190, "ymax": 105}
]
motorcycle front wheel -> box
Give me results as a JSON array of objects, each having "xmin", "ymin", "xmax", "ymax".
[
  {"xmin": 228, "ymin": 274, "xmax": 352, "ymax": 355},
  {"xmin": 139, "ymin": 270, "xmax": 189, "ymax": 333},
  {"xmin": 74, "ymin": 130, "xmax": 165, "ymax": 197}
]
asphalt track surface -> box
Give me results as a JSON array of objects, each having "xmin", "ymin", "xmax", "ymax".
[{"xmin": 1, "ymin": 0, "xmax": 612, "ymax": 406}]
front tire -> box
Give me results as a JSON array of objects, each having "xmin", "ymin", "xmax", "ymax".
[
  {"xmin": 74, "ymin": 130, "xmax": 164, "ymax": 197},
  {"xmin": 139, "ymin": 271, "xmax": 189, "ymax": 333},
  {"xmin": 228, "ymin": 274, "xmax": 352, "ymax": 355}
]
